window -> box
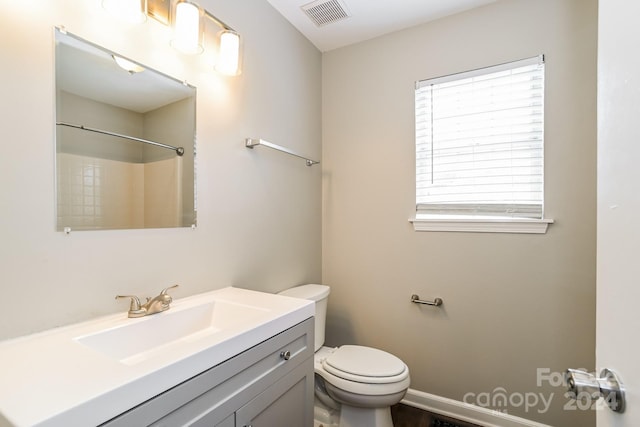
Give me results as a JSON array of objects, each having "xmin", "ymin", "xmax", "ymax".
[{"xmin": 412, "ymin": 55, "xmax": 552, "ymax": 233}]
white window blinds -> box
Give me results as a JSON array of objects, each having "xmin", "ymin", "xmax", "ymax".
[{"xmin": 415, "ymin": 55, "xmax": 545, "ymax": 219}]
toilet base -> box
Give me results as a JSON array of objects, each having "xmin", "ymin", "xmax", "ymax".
[
  {"xmin": 339, "ymin": 405, "xmax": 393, "ymax": 427},
  {"xmin": 314, "ymin": 396, "xmax": 340, "ymax": 427}
]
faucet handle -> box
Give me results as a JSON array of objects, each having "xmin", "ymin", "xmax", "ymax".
[
  {"xmin": 160, "ymin": 284, "xmax": 179, "ymax": 296},
  {"xmin": 115, "ymin": 295, "xmax": 142, "ymax": 311},
  {"xmin": 157, "ymin": 284, "xmax": 179, "ymax": 306}
]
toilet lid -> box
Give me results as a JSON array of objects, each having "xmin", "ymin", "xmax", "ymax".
[{"xmin": 322, "ymin": 345, "xmax": 408, "ymax": 384}]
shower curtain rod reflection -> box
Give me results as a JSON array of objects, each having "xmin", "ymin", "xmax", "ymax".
[{"xmin": 56, "ymin": 122, "xmax": 185, "ymax": 156}]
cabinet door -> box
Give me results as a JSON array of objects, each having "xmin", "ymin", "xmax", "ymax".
[{"xmin": 236, "ymin": 360, "xmax": 314, "ymax": 427}]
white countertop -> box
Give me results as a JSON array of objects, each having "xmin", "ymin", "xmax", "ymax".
[{"xmin": 0, "ymin": 287, "xmax": 314, "ymax": 427}]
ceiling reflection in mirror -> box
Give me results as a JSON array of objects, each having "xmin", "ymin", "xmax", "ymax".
[{"xmin": 55, "ymin": 28, "xmax": 196, "ymax": 231}]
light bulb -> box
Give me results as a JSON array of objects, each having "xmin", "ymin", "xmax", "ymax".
[
  {"xmin": 215, "ymin": 30, "xmax": 240, "ymax": 76},
  {"xmin": 171, "ymin": 2, "xmax": 203, "ymax": 55}
]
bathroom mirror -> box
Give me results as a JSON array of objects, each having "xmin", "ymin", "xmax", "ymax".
[{"xmin": 55, "ymin": 28, "xmax": 196, "ymax": 231}]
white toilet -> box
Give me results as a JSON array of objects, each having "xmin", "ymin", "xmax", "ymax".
[{"xmin": 278, "ymin": 284, "xmax": 410, "ymax": 427}]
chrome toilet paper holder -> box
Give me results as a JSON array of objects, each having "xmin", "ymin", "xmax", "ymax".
[{"xmin": 565, "ymin": 368, "xmax": 625, "ymax": 413}]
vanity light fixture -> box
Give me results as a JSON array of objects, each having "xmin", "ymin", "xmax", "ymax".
[
  {"xmin": 102, "ymin": 0, "xmax": 147, "ymax": 24},
  {"xmin": 101, "ymin": 0, "xmax": 242, "ymax": 76},
  {"xmin": 112, "ymin": 55, "xmax": 146, "ymax": 74}
]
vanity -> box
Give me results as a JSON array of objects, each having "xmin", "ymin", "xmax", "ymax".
[{"xmin": 0, "ymin": 287, "xmax": 315, "ymax": 427}]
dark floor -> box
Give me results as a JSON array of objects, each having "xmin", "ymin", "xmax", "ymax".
[{"xmin": 391, "ymin": 403, "xmax": 483, "ymax": 427}]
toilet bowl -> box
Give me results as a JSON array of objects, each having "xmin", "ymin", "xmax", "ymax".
[{"xmin": 279, "ymin": 285, "xmax": 410, "ymax": 427}]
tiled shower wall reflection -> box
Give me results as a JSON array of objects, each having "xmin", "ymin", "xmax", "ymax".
[{"xmin": 57, "ymin": 153, "xmax": 181, "ymax": 230}]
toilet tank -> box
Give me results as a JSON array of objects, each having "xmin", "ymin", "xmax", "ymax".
[{"xmin": 278, "ymin": 284, "xmax": 330, "ymax": 351}]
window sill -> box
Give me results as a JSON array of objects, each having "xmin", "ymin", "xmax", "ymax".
[{"xmin": 409, "ymin": 216, "xmax": 554, "ymax": 234}]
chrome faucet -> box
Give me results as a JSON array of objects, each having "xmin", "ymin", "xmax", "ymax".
[{"xmin": 116, "ymin": 284, "xmax": 179, "ymax": 318}]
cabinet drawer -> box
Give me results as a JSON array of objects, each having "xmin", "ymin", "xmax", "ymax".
[{"xmin": 101, "ymin": 318, "xmax": 314, "ymax": 427}]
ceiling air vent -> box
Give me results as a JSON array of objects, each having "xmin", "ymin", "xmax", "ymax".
[{"xmin": 301, "ymin": 0, "xmax": 351, "ymax": 27}]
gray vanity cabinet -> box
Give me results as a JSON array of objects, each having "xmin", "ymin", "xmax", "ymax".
[{"xmin": 100, "ymin": 318, "xmax": 314, "ymax": 427}]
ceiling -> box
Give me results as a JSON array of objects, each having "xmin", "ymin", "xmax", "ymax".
[{"xmin": 266, "ymin": 0, "xmax": 496, "ymax": 52}]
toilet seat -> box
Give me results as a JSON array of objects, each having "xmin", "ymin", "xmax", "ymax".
[
  {"xmin": 322, "ymin": 345, "xmax": 409, "ymax": 384},
  {"xmin": 315, "ymin": 345, "xmax": 411, "ymax": 396}
]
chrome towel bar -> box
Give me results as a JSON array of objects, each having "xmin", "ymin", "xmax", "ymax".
[
  {"xmin": 411, "ymin": 294, "xmax": 443, "ymax": 306},
  {"xmin": 245, "ymin": 138, "xmax": 319, "ymax": 166}
]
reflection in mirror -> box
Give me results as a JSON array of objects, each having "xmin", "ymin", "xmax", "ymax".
[{"xmin": 55, "ymin": 28, "xmax": 196, "ymax": 231}]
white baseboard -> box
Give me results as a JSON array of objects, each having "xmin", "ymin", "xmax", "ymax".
[{"xmin": 401, "ymin": 389, "xmax": 551, "ymax": 427}]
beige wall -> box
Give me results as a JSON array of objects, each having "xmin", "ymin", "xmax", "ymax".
[
  {"xmin": 321, "ymin": 0, "xmax": 597, "ymax": 425},
  {"xmin": 0, "ymin": 0, "xmax": 321, "ymax": 339}
]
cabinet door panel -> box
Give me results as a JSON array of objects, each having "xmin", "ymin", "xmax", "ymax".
[{"xmin": 236, "ymin": 360, "xmax": 314, "ymax": 427}]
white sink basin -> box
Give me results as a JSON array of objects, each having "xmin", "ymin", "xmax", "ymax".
[
  {"xmin": 0, "ymin": 287, "xmax": 314, "ymax": 427},
  {"xmin": 75, "ymin": 300, "xmax": 269, "ymax": 365}
]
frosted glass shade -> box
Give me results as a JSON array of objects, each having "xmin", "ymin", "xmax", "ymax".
[
  {"xmin": 215, "ymin": 30, "xmax": 241, "ymax": 76},
  {"xmin": 171, "ymin": 1, "xmax": 204, "ymax": 55}
]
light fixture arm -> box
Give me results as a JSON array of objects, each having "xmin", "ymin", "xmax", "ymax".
[{"xmin": 203, "ymin": 10, "xmax": 235, "ymax": 32}]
